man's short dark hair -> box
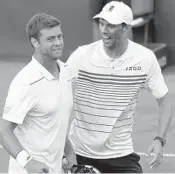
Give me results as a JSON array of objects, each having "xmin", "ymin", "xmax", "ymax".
[{"xmin": 26, "ymin": 13, "xmax": 61, "ymax": 41}]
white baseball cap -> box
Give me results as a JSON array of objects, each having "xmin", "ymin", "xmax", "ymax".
[{"xmin": 93, "ymin": 1, "xmax": 133, "ymax": 25}]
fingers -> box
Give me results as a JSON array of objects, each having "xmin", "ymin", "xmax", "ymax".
[
  {"xmin": 148, "ymin": 143, "xmax": 154, "ymax": 155},
  {"xmin": 41, "ymin": 168, "xmax": 50, "ymax": 173},
  {"xmin": 153, "ymin": 161, "xmax": 161, "ymax": 169},
  {"xmin": 62, "ymin": 157, "xmax": 70, "ymax": 173},
  {"xmin": 149, "ymin": 152, "xmax": 163, "ymax": 169},
  {"xmin": 148, "ymin": 140, "xmax": 163, "ymax": 170},
  {"xmin": 26, "ymin": 159, "xmax": 50, "ymax": 173},
  {"xmin": 38, "ymin": 163, "xmax": 50, "ymax": 173},
  {"xmin": 37, "ymin": 168, "xmax": 49, "ymax": 174}
]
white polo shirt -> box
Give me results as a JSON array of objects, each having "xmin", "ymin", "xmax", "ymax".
[
  {"xmin": 66, "ymin": 40, "xmax": 168, "ymax": 159},
  {"xmin": 3, "ymin": 57, "xmax": 73, "ymax": 173}
]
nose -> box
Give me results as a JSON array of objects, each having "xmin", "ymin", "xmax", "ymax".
[
  {"xmin": 54, "ymin": 37, "xmax": 63, "ymax": 46},
  {"xmin": 100, "ymin": 24, "xmax": 108, "ymax": 34}
]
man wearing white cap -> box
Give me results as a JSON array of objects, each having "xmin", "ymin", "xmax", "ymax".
[{"xmin": 66, "ymin": 1, "xmax": 172, "ymax": 173}]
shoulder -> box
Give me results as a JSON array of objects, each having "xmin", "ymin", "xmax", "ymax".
[
  {"xmin": 129, "ymin": 40, "xmax": 154, "ymax": 55},
  {"xmin": 66, "ymin": 41, "xmax": 100, "ymax": 65},
  {"xmin": 129, "ymin": 40, "xmax": 156, "ymax": 64},
  {"xmin": 79, "ymin": 40, "xmax": 101, "ymax": 55},
  {"xmin": 10, "ymin": 61, "xmax": 43, "ymax": 88},
  {"xmin": 65, "ymin": 41, "xmax": 100, "ymax": 78}
]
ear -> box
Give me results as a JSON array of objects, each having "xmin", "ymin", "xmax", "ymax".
[
  {"xmin": 30, "ymin": 37, "xmax": 39, "ymax": 49},
  {"xmin": 123, "ymin": 25, "xmax": 132, "ymax": 38},
  {"xmin": 123, "ymin": 24, "xmax": 131, "ymax": 32}
]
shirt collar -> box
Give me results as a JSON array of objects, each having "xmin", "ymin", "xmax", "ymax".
[
  {"xmin": 31, "ymin": 56, "xmax": 64, "ymax": 80},
  {"xmin": 90, "ymin": 40, "xmax": 131, "ymax": 68}
]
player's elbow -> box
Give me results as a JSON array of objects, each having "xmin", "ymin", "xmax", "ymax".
[
  {"xmin": 157, "ymin": 93, "xmax": 172, "ymax": 120},
  {"xmin": 157, "ymin": 93, "xmax": 170, "ymax": 108}
]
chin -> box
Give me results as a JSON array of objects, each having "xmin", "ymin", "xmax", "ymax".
[
  {"xmin": 102, "ymin": 42, "xmax": 113, "ymax": 48},
  {"xmin": 52, "ymin": 54, "xmax": 62, "ymax": 60},
  {"xmin": 104, "ymin": 44, "xmax": 114, "ymax": 49},
  {"xmin": 53, "ymin": 57, "xmax": 60, "ymax": 60}
]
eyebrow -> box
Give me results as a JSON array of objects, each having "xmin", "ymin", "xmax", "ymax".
[
  {"xmin": 47, "ymin": 36, "xmax": 55, "ymax": 39},
  {"xmin": 47, "ymin": 34, "xmax": 63, "ymax": 39},
  {"xmin": 99, "ymin": 19, "xmax": 110, "ymax": 26}
]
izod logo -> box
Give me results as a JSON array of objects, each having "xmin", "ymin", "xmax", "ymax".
[{"xmin": 126, "ymin": 66, "xmax": 142, "ymax": 71}]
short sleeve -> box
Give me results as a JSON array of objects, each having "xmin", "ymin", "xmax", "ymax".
[
  {"xmin": 2, "ymin": 83, "xmax": 36, "ymax": 124},
  {"xmin": 145, "ymin": 51, "xmax": 168, "ymax": 98}
]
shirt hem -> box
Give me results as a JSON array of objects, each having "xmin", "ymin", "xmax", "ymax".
[{"xmin": 74, "ymin": 149, "xmax": 134, "ymax": 159}]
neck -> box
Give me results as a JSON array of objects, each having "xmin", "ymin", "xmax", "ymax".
[
  {"xmin": 103, "ymin": 39, "xmax": 129, "ymax": 60},
  {"xmin": 33, "ymin": 53, "xmax": 59, "ymax": 78}
]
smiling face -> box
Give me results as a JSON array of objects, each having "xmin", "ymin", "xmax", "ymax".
[
  {"xmin": 32, "ymin": 25, "xmax": 64, "ymax": 60},
  {"xmin": 99, "ymin": 18, "xmax": 127, "ymax": 50}
]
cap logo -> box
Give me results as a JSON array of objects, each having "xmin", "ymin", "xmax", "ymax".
[{"xmin": 108, "ymin": 5, "xmax": 115, "ymax": 12}]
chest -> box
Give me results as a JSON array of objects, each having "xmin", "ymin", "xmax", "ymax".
[
  {"xmin": 29, "ymin": 77, "xmax": 72, "ymax": 117},
  {"xmin": 30, "ymin": 80, "xmax": 60, "ymax": 116},
  {"xmin": 74, "ymin": 56, "xmax": 148, "ymax": 108}
]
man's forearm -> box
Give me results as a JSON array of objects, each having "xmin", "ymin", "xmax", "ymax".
[
  {"xmin": 157, "ymin": 93, "xmax": 172, "ymax": 139},
  {"xmin": 0, "ymin": 123, "xmax": 23, "ymax": 158}
]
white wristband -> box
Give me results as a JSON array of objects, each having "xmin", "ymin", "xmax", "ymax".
[{"xmin": 16, "ymin": 150, "xmax": 32, "ymax": 168}]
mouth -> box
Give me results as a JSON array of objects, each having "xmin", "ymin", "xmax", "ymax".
[
  {"xmin": 102, "ymin": 36, "xmax": 112, "ymax": 45},
  {"xmin": 52, "ymin": 48, "xmax": 62, "ymax": 52}
]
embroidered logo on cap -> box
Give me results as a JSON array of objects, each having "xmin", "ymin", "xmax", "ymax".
[{"xmin": 108, "ymin": 5, "xmax": 115, "ymax": 12}]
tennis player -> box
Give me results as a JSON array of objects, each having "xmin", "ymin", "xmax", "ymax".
[
  {"xmin": 66, "ymin": 1, "xmax": 172, "ymax": 173},
  {"xmin": 0, "ymin": 13, "xmax": 73, "ymax": 173}
]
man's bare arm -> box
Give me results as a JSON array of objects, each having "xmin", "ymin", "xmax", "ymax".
[
  {"xmin": 149, "ymin": 93, "xmax": 172, "ymax": 169},
  {"xmin": 0, "ymin": 119, "xmax": 23, "ymax": 158},
  {"xmin": 0, "ymin": 119, "xmax": 50, "ymax": 173},
  {"xmin": 156, "ymin": 93, "xmax": 172, "ymax": 139}
]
